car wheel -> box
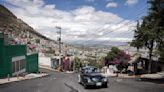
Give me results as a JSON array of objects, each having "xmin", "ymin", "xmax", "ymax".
[
  {"xmin": 84, "ymin": 84, "xmax": 88, "ymax": 89},
  {"xmin": 78, "ymin": 79, "xmax": 81, "ymax": 84},
  {"xmin": 103, "ymin": 83, "xmax": 108, "ymax": 88},
  {"xmin": 78, "ymin": 75, "xmax": 81, "ymax": 84}
]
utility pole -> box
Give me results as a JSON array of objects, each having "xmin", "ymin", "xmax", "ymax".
[
  {"xmin": 73, "ymin": 49, "xmax": 75, "ymax": 72},
  {"xmin": 56, "ymin": 26, "xmax": 62, "ymax": 68},
  {"xmin": 95, "ymin": 48, "xmax": 98, "ymax": 63},
  {"xmin": 95, "ymin": 51, "xmax": 97, "ymax": 63}
]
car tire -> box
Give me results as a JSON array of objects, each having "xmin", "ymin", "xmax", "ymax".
[
  {"xmin": 78, "ymin": 75, "xmax": 81, "ymax": 84},
  {"xmin": 84, "ymin": 84, "xmax": 88, "ymax": 89},
  {"xmin": 103, "ymin": 83, "xmax": 108, "ymax": 88}
]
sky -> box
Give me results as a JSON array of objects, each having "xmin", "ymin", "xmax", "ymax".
[{"xmin": 0, "ymin": 0, "xmax": 148, "ymax": 46}]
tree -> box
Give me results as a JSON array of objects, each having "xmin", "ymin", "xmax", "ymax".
[
  {"xmin": 106, "ymin": 47, "xmax": 130, "ymax": 71},
  {"xmin": 131, "ymin": 0, "xmax": 164, "ymax": 73},
  {"xmin": 111, "ymin": 47, "xmax": 121, "ymax": 55},
  {"xmin": 73, "ymin": 57, "xmax": 82, "ymax": 70},
  {"xmin": 106, "ymin": 47, "xmax": 121, "ymax": 63},
  {"xmin": 130, "ymin": 22, "xmax": 144, "ymax": 52},
  {"xmin": 159, "ymin": 46, "xmax": 164, "ymax": 61},
  {"xmin": 96, "ymin": 57, "xmax": 105, "ymax": 68},
  {"xmin": 154, "ymin": 0, "xmax": 164, "ymax": 62}
]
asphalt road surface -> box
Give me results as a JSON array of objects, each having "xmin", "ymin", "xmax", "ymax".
[{"xmin": 0, "ymin": 68, "xmax": 163, "ymax": 92}]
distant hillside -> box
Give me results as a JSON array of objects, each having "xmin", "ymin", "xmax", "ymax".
[
  {"xmin": 0, "ymin": 4, "xmax": 52, "ymax": 41},
  {"xmin": 0, "ymin": 4, "xmax": 58, "ymax": 55},
  {"xmin": 0, "ymin": 5, "xmax": 104, "ymax": 57},
  {"xmin": 0, "ymin": 4, "xmax": 16, "ymax": 19}
]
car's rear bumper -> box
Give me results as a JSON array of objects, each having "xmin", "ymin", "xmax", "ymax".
[{"xmin": 85, "ymin": 81, "xmax": 108, "ymax": 86}]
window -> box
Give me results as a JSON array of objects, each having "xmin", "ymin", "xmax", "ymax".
[
  {"xmin": 20, "ymin": 59, "xmax": 26, "ymax": 70},
  {"xmin": 12, "ymin": 56, "xmax": 26, "ymax": 75}
]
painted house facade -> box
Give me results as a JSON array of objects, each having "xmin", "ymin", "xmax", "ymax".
[{"xmin": 0, "ymin": 33, "xmax": 38, "ymax": 78}]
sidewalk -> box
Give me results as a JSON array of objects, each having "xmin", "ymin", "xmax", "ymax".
[
  {"xmin": 141, "ymin": 72, "xmax": 164, "ymax": 79},
  {"xmin": 102, "ymin": 73, "xmax": 139, "ymax": 78},
  {"xmin": 0, "ymin": 73, "xmax": 48, "ymax": 85},
  {"xmin": 39, "ymin": 65, "xmax": 59, "ymax": 72},
  {"xmin": 39, "ymin": 65, "xmax": 74, "ymax": 74},
  {"xmin": 117, "ymin": 74, "xmax": 139, "ymax": 78},
  {"xmin": 103, "ymin": 72, "xmax": 164, "ymax": 79},
  {"xmin": 139, "ymin": 72, "xmax": 164, "ymax": 84}
]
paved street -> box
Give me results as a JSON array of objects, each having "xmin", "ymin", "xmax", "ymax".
[{"xmin": 0, "ymin": 69, "xmax": 163, "ymax": 92}]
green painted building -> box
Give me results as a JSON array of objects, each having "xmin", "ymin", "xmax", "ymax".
[{"xmin": 0, "ymin": 33, "xmax": 38, "ymax": 78}]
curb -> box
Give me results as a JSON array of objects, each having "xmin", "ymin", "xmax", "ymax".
[
  {"xmin": 39, "ymin": 66, "xmax": 59, "ymax": 72},
  {"xmin": 0, "ymin": 74, "xmax": 49, "ymax": 85},
  {"xmin": 140, "ymin": 77, "xmax": 164, "ymax": 81},
  {"xmin": 106, "ymin": 75, "xmax": 141, "ymax": 79},
  {"xmin": 39, "ymin": 66, "xmax": 75, "ymax": 74}
]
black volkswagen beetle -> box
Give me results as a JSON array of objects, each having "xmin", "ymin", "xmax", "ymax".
[{"xmin": 78, "ymin": 66, "xmax": 108, "ymax": 89}]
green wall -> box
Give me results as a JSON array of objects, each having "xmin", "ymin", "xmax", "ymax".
[
  {"xmin": 26, "ymin": 53, "xmax": 38, "ymax": 73},
  {"xmin": 4, "ymin": 45, "xmax": 26, "ymax": 77},
  {"xmin": 5, "ymin": 45, "xmax": 26, "ymax": 57},
  {"xmin": 0, "ymin": 36, "xmax": 38, "ymax": 78},
  {"xmin": 0, "ymin": 43, "xmax": 27, "ymax": 77},
  {"xmin": 0, "ymin": 38, "xmax": 5, "ymax": 77}
]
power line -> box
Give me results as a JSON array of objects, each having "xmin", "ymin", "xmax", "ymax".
[
  {"xmin": 70, "ymin": 6, "xmax": 147, "ymax": 45},
  {"xmin": 83, "ymin": 21, "xmax": 136, "ymax": 44},
  {"xmin": 67, "ymin": 6, "xmax": 147, "ymax": 46},
  {"xmin": 83, "ymin": 8, "xmax": 147, "ymax": 45},
  {"xmin": 83, "ymin": 21, "xmax": 136, "ymax": 45},
  {"xmin": 75, "ymin": 6, "xmax": 145, "ymax": 44},
  {"xmin": 88, "ymin": 5, "xmax": 147, "ymax": 35}
]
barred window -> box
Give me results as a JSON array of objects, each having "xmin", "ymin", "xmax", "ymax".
[{"xmin": 12, "ymin": 59, "xmax": 26, "ymax": 74}]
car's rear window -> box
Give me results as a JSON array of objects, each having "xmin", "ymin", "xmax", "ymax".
[{"xmin": 83, "ymin": 67, "xmax": 99, "ymax": 73}]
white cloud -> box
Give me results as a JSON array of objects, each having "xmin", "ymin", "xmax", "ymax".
[
  {"xmin": 106, "ymin": 2, "xmax": 118, "ymax": 8},
  {"xmin": 5, "ymin": 0, "xmax": 136, "ymax": 45},
  {"xmin": 125, "ymin": 0, "xmax": 138, "ymax": 6}
]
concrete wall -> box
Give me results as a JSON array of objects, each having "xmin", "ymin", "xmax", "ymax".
[{"xmin": 39, "ymin": 57, "xmax": 51, "ymax": 67}]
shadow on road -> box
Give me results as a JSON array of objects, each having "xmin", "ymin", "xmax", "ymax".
[
  {"xmin": 139, "ymin": 78, "xmax": 164, "ymax": 84},
  {"xmin": 65, "ymin": 83, "xmax": 79, "ymax": 92},
  {"xmin": 85, "ymin": 86, "xmax": 108, "ymax": 90}
]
